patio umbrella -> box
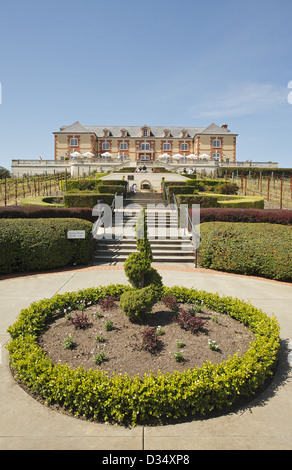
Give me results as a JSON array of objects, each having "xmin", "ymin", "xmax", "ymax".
[
  {"xmin": 157, "ymin": 153, "xmax": 170, "ymax": 159},
  {"xmin": 70, "ymin": 151, "xmax": 82, "ymax": 158},
  {"xmin": 101, "ymin": 152, "xmax": 112, "ymax": 157},
  {"xmin": 172, "ymin": 153, "xmax": 183, "ymax": 159},
  {"xmin": 82, "ymin": 152, "xmax": 95, "ymax": 157},
  {"xmin": 186, "ymin": 154, "xmax": 196, "ymax": 159}
]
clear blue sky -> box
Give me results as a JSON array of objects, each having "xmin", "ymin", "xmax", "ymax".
[{"xmin": 0, "ymin": 0, "xmax": 292, "ymax": 170}]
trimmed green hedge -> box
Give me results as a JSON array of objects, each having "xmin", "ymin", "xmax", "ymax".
[
  {"xmin": 0, "ymin": 218, "xmax": 93, "ymax": 274},
  {"xmin": 21, "ymin": 196, "xmax": 64, "ymax": 207},
  {"xmin": 198, "ymin": 222, "xmax": 292, "ymax": 281},
  {"xmin": 6, "ymin": 284, "xmax": 280, "ymax": 426},
  {"xmin": 176, "ymin": 194, "xmax": 264, "ymax": 209},
  {"xmin": 61, "ymin": 178, "xmax": 128, "ymax": 192},
  {"xmin": 64, "ymin": 193, "xmax": 115, "ymax": 208}
]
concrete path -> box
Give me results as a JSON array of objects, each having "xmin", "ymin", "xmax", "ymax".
[{"xmin": 0, "ymin": 264, "xmax": 291, "ymax": 450}]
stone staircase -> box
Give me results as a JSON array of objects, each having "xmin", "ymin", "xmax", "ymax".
[{"xmin": 93, "ymin": 192, "xmax": 195, "ymax": 265}]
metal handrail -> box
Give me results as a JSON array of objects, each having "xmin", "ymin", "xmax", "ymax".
[{"xmin": 185, "ymin": 208, "xmax": 200, "ymax": 268}]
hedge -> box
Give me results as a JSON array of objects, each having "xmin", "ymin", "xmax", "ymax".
[
  {"xmin": 60, "ymin": 179, "xmax": 127, "ymax": 192},
  {"xmin": 64, "ymin": 193, "xmax": 115, "ymax": 208},
  {"xmin": 0, "ymin": 218, "xmax": 93, "ymax": 274},
  {"xmin": 0, "ymin": 205, "xmax": 95, "ymax": 222},
  {"xmin": 198, "ymin": 222, "xmax": 292, "ymax": 281},
  {"xmin": 6, "ymin": 284, "xmax": 280, "ymax": 426},
  {"xmin": 197, "ymin": 208, "xmax": 292, "ymax": 225},
  {"xmin": 176, "ymin": 194, "xmax": 264, "ymax": 209},
  {"xmin": 218, "ymin": 167, "xmax": 292, "ymax": 178},
  {"xmin": 20, "ymin": 196, "xmax": 64, "ymax": 207}
]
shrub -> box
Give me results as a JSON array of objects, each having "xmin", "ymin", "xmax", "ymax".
[
  {"xmin": 98, "ymin": 296, "xmax": 116, "ymax": 311},
  {"xmin": 174, "ymin": 309, "xmax": 207, "ymax": 333},
  {"xmin": 124, "ymin": 252, "xmax": 152, "ymax": 288},
  {"xmin": 141, "ymin": 326, "xmax": 162, "ymax": 352},
  {"xmin": 214, "ymin": 182, "xmax": 239, "ymax": 195},
  {"xmin": 162, "ymin": 294, "xmax": 180, "ymax": 314},
  {"xmin": 70, "ymin": 312, "xmax": 90, "ymax": 329},
  {"xmin": 63, "ymin": 193, "xmax": 114, "ymax": 208},
  {"xmin": 60, "ymin": 178, "xmax": 99, "ymax": 192},
  {"xmin": 196, "ymin": 208, "xmax": 292, "ymax": 225},
  {"xmin": 198, "ymin": 222, "xmax": 292, "ymax": 281},
  {"xmin": 0, "ymin": 218, "xmax": 93, "ymax": 274},
  {"xmin": 6, "ymin": 284, "xmax": 280, "ymax": 426},
  {"xmin": 21, "ymin": 196, "xmax": 64, "ymax": 207},
  {"xmin": 120, "ymin": 285, "xmax": 160, "ymax": 323},
  {"xmin": 0, "ymin": 205, "xmax": 95, "ymax": 222},
  {"xmin": 176, "ymin": 194, "xmax": 220, "ymax": 208},
  {"xmin": 218, "ymin": 197, "xmax": 264, "ymax": 209}
]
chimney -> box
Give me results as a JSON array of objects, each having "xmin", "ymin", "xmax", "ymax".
[{"xmin": 221, "ymin": 124, "xmax": 228, "ymax": 129}]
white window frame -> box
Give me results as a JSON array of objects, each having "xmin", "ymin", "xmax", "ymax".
[
  {"xmin": 140, "ymin": 155, "xmax": 150, "ymax": 161},
  {"xmin": 213, "ymin": 139, "xmax": 221, "ymax": 148},
  {"xmin": 163, "ymin": 142, "xmax": 171, "ymax": 151},
  {"xmin": 181, "ymin": 143, "xmax": 189, "ymax": 151},
  {"xmin": 141, "ymin": 142, "xmax": 150, "ymax": 151},
  {"xmin": 213, "ymin": 152, "xmax": 221, "ymax": 161},
  {"xmin": 70, "ymin": 138, "xmax": 78, "ymax": 147},
  {"xmin": 102, "ymin": 142, "xmax": 110, "ymax": 150},
  {"xmin": 143, "ymin": 128, "xmax": 148, "ymax": 137},
  {"xmin": 120, "ymin": 142, "xmax": 128, "ymax": 150}
]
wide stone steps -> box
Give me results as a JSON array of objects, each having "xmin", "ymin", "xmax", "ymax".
[{"xmin": 93, "ymin": 193, "xmax": 195, "ymax": 265}]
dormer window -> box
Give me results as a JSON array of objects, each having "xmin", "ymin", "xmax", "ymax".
[
  {"xmin": 164, "ymin": 129, "xmax": 170, "ymax": 138},
  {"xmin": 121, "ymin": 129, "xmax": 128, "ymax": 137},
  {"xmin": 141, "ymin": 126, "xmax": 150, "ymax": 137},
  {"xmin": 103, "ymin": 129, "xmax": 110, "ymax": 137},
  {"xmin": 181, "ymin": 129, "xmax": 188, "ymax": 138}
]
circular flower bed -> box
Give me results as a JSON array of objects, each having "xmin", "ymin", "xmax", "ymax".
[{"xmin": 6, "ymin": 284, "xmax": 280, "ymax": 426}]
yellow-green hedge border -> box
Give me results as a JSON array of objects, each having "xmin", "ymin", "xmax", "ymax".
[{"xmin": 6, "ymin": 284, "xmax": 280, "ymax": 426}]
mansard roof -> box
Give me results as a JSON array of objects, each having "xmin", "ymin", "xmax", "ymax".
[{"xmin": 55, "ymin": 122, "xmax": 237, "ymax": 137}]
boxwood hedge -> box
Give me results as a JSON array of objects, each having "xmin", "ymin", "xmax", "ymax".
[
  {"xmin": 198, "ymin": 222, "xmax": 292, "ymax": 281},
  {"xmin": 0, "ymin": 218, "xmax": 93, "ymax": 274},
  {"xmin": 6, "ymin": 284, "xmax": 280, "ymax": 426}
]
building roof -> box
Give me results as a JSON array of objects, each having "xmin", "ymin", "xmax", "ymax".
[{"xmin": 55, "ymin": 121, "xmax": 237, "ymax": 137}]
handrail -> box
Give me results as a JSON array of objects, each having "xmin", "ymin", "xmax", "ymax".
[
  {"xmin": 111, "ymin": 192, "xmax": 118, "ymax": 212},
  {"xmin": 185, "ymin": 208, "xmax": 200, "ymax": 268}
]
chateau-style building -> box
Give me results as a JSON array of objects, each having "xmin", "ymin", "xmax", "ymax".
[{"xmin": 53, "ymin": 121, "xmax": 237, "ymax": 163}]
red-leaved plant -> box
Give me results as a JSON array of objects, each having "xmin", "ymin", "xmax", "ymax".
[
  {"xmin": 142, "ymin": 326, "xmax": 162, "ymax": 353},
  {"xmin": 98, "ymin": 296, "xmax": 116, "ymax": 311},
  {"xmin": 174, "ymin": 309, "xmax": 207, "ymax": 334},
  {"xmin": 70, "ymin": 312, "xmax": 90, "ymax": 329}
]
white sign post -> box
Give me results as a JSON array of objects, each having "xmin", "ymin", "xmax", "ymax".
[{"xmin": 67, "ymin": 230, "xmax": 86, "ymax": 239}]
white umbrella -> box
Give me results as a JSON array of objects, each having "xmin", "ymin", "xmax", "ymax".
[
  {"xmin": 186, "ymin": 154, "xmax": 196, "ymax": 159},
  {"xmin": 82, "ymin": 152, "xmax": 95, "ymax": 157},
  {"xmin": 70, "ymin": 151, "xmax": 82, "ymax": 158},
  {"xmin": 101, "ymin": 152, "xmax": 112, "ymax": 157},
  {"xmin": 199, "ymin": 153, "xmax": 211, "ymax": 158},
  {"xmin": 172, "ymin": 153, "xmax": 183, "ymax": 160}
]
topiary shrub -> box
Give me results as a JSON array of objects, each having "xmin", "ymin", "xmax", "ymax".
[
  {"xmin": 120, "ymin": 285, "xmax": 161, "ymax": 323},
  {"xmin": 124, "ymin": 251, "xmax": 151, "ymax": 288}
]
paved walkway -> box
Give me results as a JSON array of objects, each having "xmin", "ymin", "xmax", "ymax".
[{"xmin": 0, "ymin": 264, "xmax": 292, "ymax": 450}]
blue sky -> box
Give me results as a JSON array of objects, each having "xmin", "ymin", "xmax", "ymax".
[{"xmin": 0, "ymin": 0, "xmax": 292, "ymax": 170}]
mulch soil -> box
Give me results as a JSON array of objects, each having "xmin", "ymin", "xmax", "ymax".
[{"xmin": 38, "ymin": 301, "xmax": 255, "ymax": 376}]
